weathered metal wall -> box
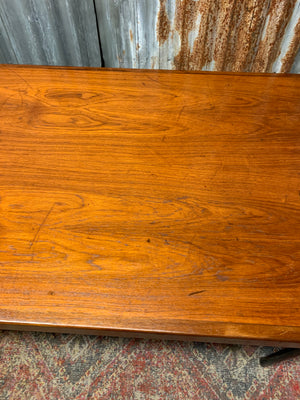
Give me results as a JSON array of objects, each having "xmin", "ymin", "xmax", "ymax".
[
  {"xmin": 0, "ymin": 0, "xmax": 299, "ymax": 73},
  {"xmin": 95, "ymin": 0, "xmax": 300, "ymax": 73},
  {"xmin": 0, "ymin": 0, "xmax": 101, "ymax": 66}
]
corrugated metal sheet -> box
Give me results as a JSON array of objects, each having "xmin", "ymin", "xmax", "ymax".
[
  {"xmin": 95, "ymin": 0, "xmax": 300, "ymax": 73},
  {"xmin": 0, "ymin": 0, "xmax": 102, "ymax": 66},
  {"xmin": 0, "ymin": 0, "xmax": 298, "ymax": 72}
]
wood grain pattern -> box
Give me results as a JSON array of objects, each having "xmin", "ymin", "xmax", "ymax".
[{"xmin": 0, "ymin": 65, "xmax": 300, "ymax": 346}]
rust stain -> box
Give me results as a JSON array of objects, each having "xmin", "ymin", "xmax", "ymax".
[
  {"xmin": 174, "ymin": 0, "xmax": 201, "ymax": 70},
  {"xmin": 253, "ymin": 0, "xmax": 297, "ymax": 72},
  {"xmin": 157, "ymin": 0, "xmax": 171, "ymax": 44},
  {"xmin": 170, "ymin": 0, "xmax": 299, "ymax": 73},
  {"xmin": 129, "ymin": 29, "xmax": 133, "ymax": 42},
  {"xmin": 227, "ymin": 0, "xmax": 271, "ymax": 72},
  {"xmin": 213, "ymin": 0, "xmax": 237, "ymax": 71},
  {"xmin": 280, "ymin": 19, "xmax": 300, "ymax": 72}
]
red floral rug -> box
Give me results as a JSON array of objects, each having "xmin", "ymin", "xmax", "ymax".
[{"xmin": 0, "ymin": 331, "xmax": 299, "ymax": 399}]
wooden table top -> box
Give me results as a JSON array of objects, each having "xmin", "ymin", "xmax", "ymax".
[{"xmin": 0, "ymin": 65, "xmax": 300, "ymax": 347}]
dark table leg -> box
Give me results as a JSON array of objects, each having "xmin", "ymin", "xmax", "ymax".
[{"xmin": 260, "ymin": 348, "xmax": 300, "ymax": 367}]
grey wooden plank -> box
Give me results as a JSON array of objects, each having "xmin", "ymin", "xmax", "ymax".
[{"xmin": 0, "ymin": 0, "xmax": 101, "ymax": 67}]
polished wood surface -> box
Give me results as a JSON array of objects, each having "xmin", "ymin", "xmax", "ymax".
[{"xmin": 0, "ymin": 65, "xmax": 300, "ymax": 347}]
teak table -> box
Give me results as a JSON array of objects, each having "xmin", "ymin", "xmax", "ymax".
[{"xmin": 1, "ymin": 66, "xmax": 300, "ymax": 355}]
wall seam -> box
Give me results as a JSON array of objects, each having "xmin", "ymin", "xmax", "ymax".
[{"xmin": 92, "ymin": 0, "xmax": 105, "ymax": 67}]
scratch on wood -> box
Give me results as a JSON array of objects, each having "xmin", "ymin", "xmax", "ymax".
[
  {"xmin": 210, "ymin": 162, "xmax": 224, "ymax": 182},
  {"xmin": 29, "ymin": 202, "xmax": 56, "ymax": 248},
  {"xmin": 188, "ymin": 290, "xmax": 206, "ymax": 296},
  {"xmin": 87, "ymin": 255, "xmax": 103, "ymax": 270},
  {"xmin": 5, "ymin": 66, "xmax": 34, "ymax": 91},
  {"xmin": 145, "ymin": 144, "xmax": 172, "ymax": 167},
  {"xmin": 177, "ymin": 105, "xmax": 185, "ymax": 122},
  {"xmin": 216, "ymin": 274, "xmax": 229, "ymax": 282},
  {"xmin": 0, "ymin": 94, "xmax": 15, "ymax": 113},
  {"xmin": 279, "ymin": 330, "xmax": 289, "ymax": 336}
]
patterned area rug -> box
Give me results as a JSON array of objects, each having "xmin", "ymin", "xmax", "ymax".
[{"xmin": 0, "ymin": 331, "xmax": 299, "ymax": 399}]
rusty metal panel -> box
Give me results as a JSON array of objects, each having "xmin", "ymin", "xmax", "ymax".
[
  {"xmin": 291, "ymin": 49, "xmax": 300, "ymax": 72},
  {"xmin": 96, "ymin": 0, "xmax": 300, "ymax": 73},
  {"xmin": 0, "ymin": 0, "xmax": 102, "ymax": 67},
  {"xmin": 0, "ymin": 0, "xmax": 298, "ymax": 72}
]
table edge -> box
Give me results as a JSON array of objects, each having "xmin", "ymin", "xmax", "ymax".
[
  {"xmin": 0, "ymin": 63, "xmax": 299, "ymax": 78},
  {"xmin": 1, "ymin": 321, "xmax": 299, "ymax": 348}
]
